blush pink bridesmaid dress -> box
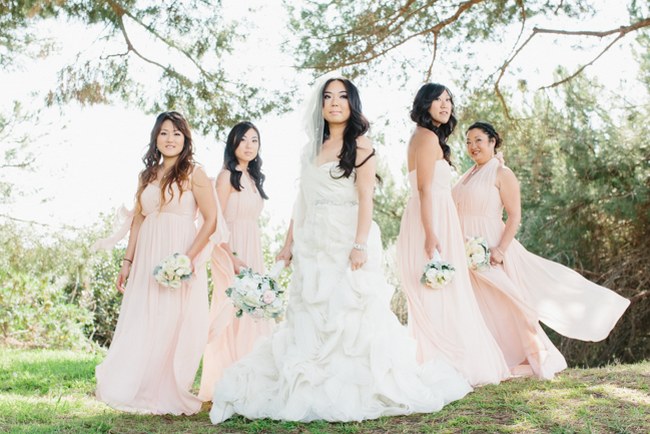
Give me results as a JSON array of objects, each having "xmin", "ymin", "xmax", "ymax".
[
  {"xmin": 396, "ymin": 160, "xmax": 511, "ymax": 386},
  {"xmin": 95, "ymin": 178, "xmax": 218, "ymax": 415},
  {"xmin": 452, "ymin": 157, "xmax": 629, "ymax": 378},
  {"xmin": 198, "ymin": 171, "xmax": 274, "ymax": 400}
]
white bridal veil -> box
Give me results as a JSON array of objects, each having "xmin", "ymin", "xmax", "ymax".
[
  {"xmin": 292, "ymin": 73, "xmax": 342, "ymax": 227},
  {"xmin": 299, "ymin": 73, "xmax": 346, "ymax": 170}
]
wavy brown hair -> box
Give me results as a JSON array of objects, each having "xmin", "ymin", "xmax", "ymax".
[{"xmin": 135, "ymin": 111, "xmax": 195, "ymax": 212}]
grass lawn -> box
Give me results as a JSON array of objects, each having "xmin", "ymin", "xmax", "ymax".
[{"xmin": 0, "ymin": 348, "xmax": 648, "ymax": 433}]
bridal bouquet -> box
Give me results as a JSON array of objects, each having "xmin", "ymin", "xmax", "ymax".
[
  {"xmin": 226, "ymin": 261, "xmax": 287, "ymax": 322},
  {"xmin": 465, "ymin": 236, "xmax": 491, "ymax": 271},
  {"xmin": 421, "ymin": 250, "xmax": 455, "ymax": 289},
  {"xmin": 153, "ymin": 253, "xmax": 193, "ymax": 289}
]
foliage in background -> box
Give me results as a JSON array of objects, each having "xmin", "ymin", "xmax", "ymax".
[
  {"xmin": 289, "ymin": 1, "xmax": 649, "ymax": 117},
  {"xmin": 0, "ymin": 102, "xmax": 39, "ymax": 208},
  {"xmin": 1, "ymin": 0, "xmax": 290, "ymax": 136},
  {"xmin": 369, "ymin": 36, "xmax": 650, "ymax": 366},
  {"xmin": 458, "ymin": 70, "xmax": 648, "ymax": 366},
  {"xmin": 373, "ymin": 160, "xmax": 409, "ymax": 248},
  {"xmin": 0, "ymin": 1, "xmax": 648, "ymax": 370},
  {"xmin": 0, "ymin": 221, "xmax": 93, "ymax": 349}
]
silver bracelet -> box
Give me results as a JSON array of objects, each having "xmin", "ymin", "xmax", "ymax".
[{"xmin": 352, "ymin": 242, "xmax": 367, "ymax": 251}]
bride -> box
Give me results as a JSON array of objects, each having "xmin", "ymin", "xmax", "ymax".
[{"xmin": 209, "ymin": 77, "xmax": 471, "ymax": 424}]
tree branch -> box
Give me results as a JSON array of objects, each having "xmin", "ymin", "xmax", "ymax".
[
  {"xmin": 306, "ymin": 0, "xmax": 483, "ymax": 71},
  {"xmin": 540, "ymin": 32, "xmax": 624, "ymax": 89},
  {"xmin": 312, "ymin": 0, "xmax": 423, "ymax": 41},
  {"xmin": 424, "ymin": 32, "xmax": 438, "ymax": 82},
  {"xmin": 107, "ymin": 0, "xmax": 217, "ymax": 80},
  {"xmin": 629, "ymin": 290, "xmax": 648, "ymax": 304},
  {"xmin": 492, "ymin": 0, "xmax": 527, "ymax": 120},
  {"xmin": 493, "ymin": 17, "xmax": 650, "ymax": 116},
  {"xmin": 105, "ymin": 0, "xmax": 221, "ymax": 88},
  {"xmin": 0, "ymin": 160, "xmax": 33, "ymax": 169},
  {"xmin": 106, "ymin": 1, "xmax": 173, "ymax": 74},
  {"xmin": 533, "ymin": 17, "xmax": 650, "ymax": 38}
]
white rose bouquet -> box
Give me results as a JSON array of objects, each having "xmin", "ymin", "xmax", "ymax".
[
  {"xmin": 226, "ymin": 261, "xmax": 287, "ymax": 323},
  {"xmin": 465, "ymin": 236, "xmax": 491, "ymax": 271},
  {"xmin": 421, "ymin": 250, "xmax": 455, "ymax": 289},
  {"xmin": 153, "ymin": 253, "xmax": 193, "ymax": 289}
]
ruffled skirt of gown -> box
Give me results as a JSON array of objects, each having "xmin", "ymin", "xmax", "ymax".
[{"xmin": 210, "ymin": 164, "xmax": 471, "ymax": 423}]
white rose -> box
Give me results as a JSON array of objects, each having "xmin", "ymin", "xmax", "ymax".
[
  {"xmin": 242, "ymin": 291, "xmax": 263, "ymax": 308},
  {"xmin": 176, "ymin": 266, "xmax": 192, "ymax": 277},
  {"xmin": 175, "ymin": 255, "xmax": 191, "ymax": 268},
  {"xmin": 262, "ymin": 290, "xmax": 276, "ymax": 304}
]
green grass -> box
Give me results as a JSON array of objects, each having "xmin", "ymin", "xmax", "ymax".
[{"xmin": 0, "ymin": 348, "xmax": 648, "ymax": 433}]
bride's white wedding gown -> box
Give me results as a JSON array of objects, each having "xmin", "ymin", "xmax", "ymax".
[{"xmin": 210, "ymin": 162, "xmax": 471, "ymax": 423}]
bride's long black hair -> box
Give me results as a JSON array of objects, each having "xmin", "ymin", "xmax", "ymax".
[
  {"xmin": 223, "ymin": 121, "xmax": 268, "ymax": 199},
  {"xmin": 321, "ymin": 78, "xmax": 371, "ymax": 179}
]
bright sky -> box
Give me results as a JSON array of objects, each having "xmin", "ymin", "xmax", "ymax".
[{"xmin": 0, "ymin": 0, "xmax": 644, "ymax": 234}]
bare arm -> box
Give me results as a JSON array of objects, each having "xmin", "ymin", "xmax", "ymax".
[
  {"xmin": 186, "ymin": 166, "xmax": 218, "ymax": 262},
  {"xmin": 215, "ymin": 169, "xmax": 246, "ymax": 271},
  {"xmin": 276, "ymin": 220, "xmax": 294, "ymax": 266},
  {"xmin": 492, "ymin": 166, "xmax": 521, "ymax": 264},
  {"xmin": 215, "ymin": 170, "xmax": 233, "ymax": 212},
  {"xmin": 349, "ymin": 137, "xmax": 375, "ymax": 270},
  {"xmin": 116, "ymin": 205, "xmax": 145, "ymax": 293},
  {"xmin": 413, "ymin": 128, "xmax": 443, "ymax": 258}
]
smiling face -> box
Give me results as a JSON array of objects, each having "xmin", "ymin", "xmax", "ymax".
[
  {"xmin": 156, "ymin": 119, "xmax": 185, "ymax": 159},
  {"xmin": 234, "ymin": 127, "xmax": 260, "ymax": 166},
  {"xmin": 322, "ymin": 80, "xmax": 351, "ymax": 126},
  {"xmin": 428, "ymin": 89, "xmax": 452, "ymax": 127},
  {"xmin": 466, "ymin": 127, "xmax": 496, "ymax": 165}
]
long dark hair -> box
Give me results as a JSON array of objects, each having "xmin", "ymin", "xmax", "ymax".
[
  {"xmin": 136, "ymin": 111, "xmax": 195, "ymax": 212},
  {"xmin": 466, "ymin": 121, "xmax": 502, "ymax": 154},
  {"xmin": 223, "ymin": 121, "xmax": 268, "ymax": 199},
  {"xmin": 410, "ymin": 83, "xmax": 457, "ymax": 165},
  {"xmin": 321, "ymin": 78, "xmax": 370, "ymax": 179}
]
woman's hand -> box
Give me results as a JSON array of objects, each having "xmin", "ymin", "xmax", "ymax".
[
  {"xmin": 232, "ymin": 256, "xmax": 248, "ymax": 274},
  {"xmin": 276, "ymin": 245, "xmax": 293, "ymax": 267},
  {"xmin": 349, "ymin": 248, "xmax": 368, "ymax": 271},
  {"xmin": 490, "ymin": 247, "xmax": 505, "ymax": 266},
  {"xmin": 424, "ymin": 235, "xmax": 441, "ymax": 260},
  {"xmin": 116, "ymin": 262, "xmax": 131, "ymax": 293}
]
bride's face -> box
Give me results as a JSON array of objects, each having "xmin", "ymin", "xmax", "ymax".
[{"xmin": 322, "ymin": 80, "xmax": 350, "ymax": 125}]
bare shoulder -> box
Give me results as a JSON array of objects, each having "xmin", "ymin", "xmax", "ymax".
[
  {"xmin": 355, "ymin": 136, "xmax": 375, "ymax": 162},
  {"xmin": 191, "ymin": 165, "xmax": 210, "ymax": 186},
  {"xmin": 497, "ymin": 165, "xmax": 519, "ymax": 185},
  {"xmin": 410, "ymin": 127, "xmax": 442, "ymax": 159},
  {"xmin": 356, "ymin": 135, "xmax": 373, "ymax": 152},
  {"xmin": 411, "ymin": 127, "xmax": 439, "ymax": 149},
  {"xmin": 216, "ymin": 168, "xmax": 231, "ymax": 184},
  {"xmin": 413, "ymin": 126, "xmax": 439, "ymax": 141}
]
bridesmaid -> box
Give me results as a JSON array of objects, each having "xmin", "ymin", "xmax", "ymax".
[
  {"xmin": 198, "ymin": 121, "xmax": 274, "ymax": 400},
  {"xmin": 396, "ymin": 83, "xmax": 511, "ymax": 386},
  {"xmin": 452, "ymin": 121, "xmax": 630, "ymax": 378},
  {"xmin": 95, "ymin": 111, "xmax": 218, "ymax": 414}
]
